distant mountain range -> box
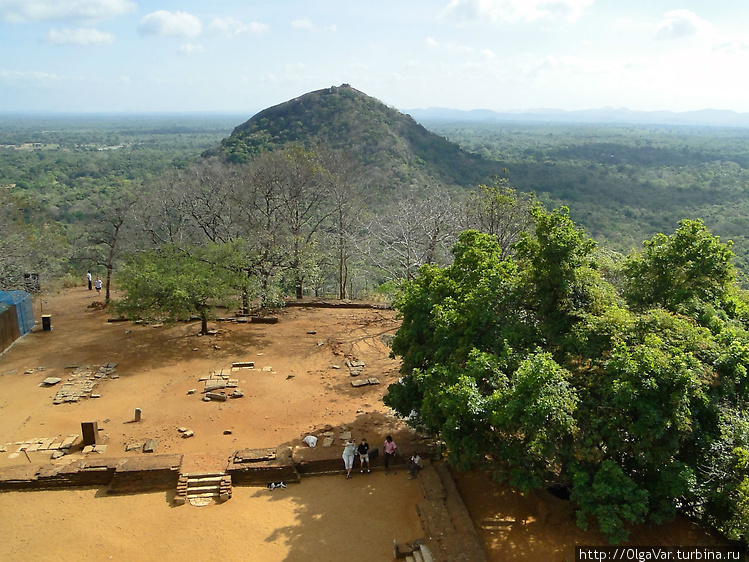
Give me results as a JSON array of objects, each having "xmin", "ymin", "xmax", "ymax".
[{"xmin": 405, "ymin": 107, "xmax": 749, "ymax": 128}]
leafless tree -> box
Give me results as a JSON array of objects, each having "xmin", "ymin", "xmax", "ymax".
[
  {"xmin": 319, "ymin": 149, "xmax": 367, "ymax": 299},
  {"xmin": 0, "ymin": 191, "xmax": 62, "ymax": 290},
  {"xmin": 365, "ymin": 184, "xmax": 460, "ymax": 282},
  {"xmin": 461, "ymin": 178, "xmax": 538, "ymax": 259},
  {"xmin": 80, "ymin": 187, "xmax": 138, "ymax": 302},
  {"xmin": 180, "ymin": 158, "xmax": 248, "ymax": 244},
  {"xmin": 134, "ymin": 171, "xmax": 195, "ymax": 248}
]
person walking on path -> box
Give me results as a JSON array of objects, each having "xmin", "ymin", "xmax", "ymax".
[
  {"xmin": 94, "ymin": 277, "xmax": 102, "ymax": 295},
  {"xmin": 383, "ymin": 435, "xmax": 397, "ymax": 474},
  {"xmin": 342, "ymin": 438, "xmax": 357, "ymax": 479},
  {"xmin": 357, "ymin": 438, "xmax": 371, "ymax": 473},
  {"xmin": 87, "ymin": 271, "xmax": 92, "ymax": 290}
]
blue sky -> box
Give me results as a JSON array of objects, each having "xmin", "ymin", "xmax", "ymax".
[{"xmin": 1, "ymin": 0, "xmax": 748, "ymax": 114}]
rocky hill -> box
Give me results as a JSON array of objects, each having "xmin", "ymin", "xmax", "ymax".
[{"xmin": 215, "ymin": 84, "xmax": 499, "ymax": 189}]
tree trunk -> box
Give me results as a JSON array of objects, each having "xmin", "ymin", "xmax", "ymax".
[
  {"xmin": 241, "ymin": 290, "xmax": 250, "ymax": 314},
  {"xmin": 105, "ymin": 265, "xmax": 113, "ymax": 303},
  {"xmin": 200, "ymin": 307, "xmax": 209, "ymax": 335}
]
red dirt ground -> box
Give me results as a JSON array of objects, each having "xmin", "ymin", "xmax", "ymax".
[{"xmin": 0, "ymin": 286, "xmax": 728, "ymax": 561}]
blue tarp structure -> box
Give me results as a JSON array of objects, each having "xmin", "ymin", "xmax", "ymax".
[{"xmin": 0, "ymin": 290, "xmax": 35, "ymax": 336}]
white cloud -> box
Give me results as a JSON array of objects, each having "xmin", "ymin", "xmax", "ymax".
[
  {"xmin": 655, "ymin": 10, "xmax": 712, "ymax": 41},
  {"xmin": 426, "ymin": 37, "xmax": 472, "ymax": 53},
  {"xmin": 138, "ymin": 11, "xmax": 202, "ymax": 39},
  {"xmin": 1, "ymin": 0, "xmax": 135, "ymax": 24},
  {"xmin": 714, "ymin": 37, "xmax": 749, "ymax": 55},
  {"xmin": 0, "ymin": 69, "xmax": 62, "ymax": 87},
  {"xmin": 45, "ymin": 27, "xmax": 114, "ymax": 45},
  {"xmin": 291, "ymin": 18, "xmax": 314, "ymax": 30},
  {"xmin": 209, "ymin": 17, "xmax": 269, "ymax": 37},
  {"xmin": 439, "ymin": 0, "xmax": 594, "ymax": 24},
  {"xmin": 291, "ymin": 18, "xmax": 336, "ymax": 32},
  {"xmin": 179, "ymin": 43, "xmax": 205, "ymax": 55}
]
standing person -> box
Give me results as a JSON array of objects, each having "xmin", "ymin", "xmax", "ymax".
[
  {"xmin": 358, "ymin": 438, "xmax": 371, "ymax": 473},
  {"xmin": 94, "ymin": 277, "xmax": 102, "ymax": 295},
  {"xmin": 383, "ymin": 435, "xmax": 397, "ymax": 474},
  {"xmin": 87, "ymin": 271, "xmax": 92, "ymax": 290},
  {"xmin": 342, "ymin": 438, "xmax": 357, "ymax": 479}
]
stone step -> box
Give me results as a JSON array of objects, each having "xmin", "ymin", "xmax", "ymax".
[
  {"xmin": 175, "ymin": 472, "xmax": 231, "ymax": 505},
  {"xmin": 185, "ymin": 485, "xmax": 221, "ymax": 494},
  {"xmin": 187, "ymin": 492, "xmax": 220, "ymax": 500},
  {"xmin": 186, "ymin": 476, "xmax": 223, "ymax": 484}
]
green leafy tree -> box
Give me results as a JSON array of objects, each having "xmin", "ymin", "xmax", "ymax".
[
  {"xmin": 571, "ymin": 460, "xmax": 649, "ymax": 544},
  {"xmin": 114, "ymin": 244, "xmax": 238, "ymax": 334},
  {"xmin": 515, "ymin": 206, "xmax": 600, "ymax": 346},
  {"xmin": 386, "ymin": 210, "xmax": 749, "ymax": 543},
  {"xmin": 624, "ymin": 219, "xmax": 735, "ymax": 312}
]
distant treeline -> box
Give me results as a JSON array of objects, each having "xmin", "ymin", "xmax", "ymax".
[{"xmin": 424, "ymin": 121, "xmax": 749, "ymax": 276}]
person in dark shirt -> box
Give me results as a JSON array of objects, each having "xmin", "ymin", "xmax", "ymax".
[{"xmin": 357, "ymin": 438, "xmax": 371, "ymax": 473}]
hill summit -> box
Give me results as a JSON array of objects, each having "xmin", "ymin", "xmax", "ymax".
[{"xmin": 217, "ymin": 84, "xmax": 497, "ymax": 188}]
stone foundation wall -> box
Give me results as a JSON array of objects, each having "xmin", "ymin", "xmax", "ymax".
[{"xmin": 0, "ymin": 441, "xmax": 440, "ymax": 492}]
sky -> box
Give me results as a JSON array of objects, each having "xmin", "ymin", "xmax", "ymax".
[{"xmin": 2, "ymin": 0, "xmax": 749, "ymax": 115}]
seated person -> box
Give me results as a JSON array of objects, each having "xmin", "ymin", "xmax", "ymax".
[{"xmin": 408, "ymin": 453, "xmax": 422, "ymax": 479}]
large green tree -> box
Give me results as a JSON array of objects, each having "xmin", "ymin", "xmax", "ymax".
[
  {"xmin": 386, "ymin": 209, "xmax": 749, "ymax": 543},
  {"xmin": 114, "ymin": 244, "xmax": 239, "ymax": 334},
  {"xmin": 624, "ymin": 218, "xmax": 735, "ymax": 312}
]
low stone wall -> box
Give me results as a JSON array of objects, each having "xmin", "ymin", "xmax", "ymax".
[
  {"xmin": 107, "ymin": 455, "xmax": 183, "ymax": 494},
  {"xmin": 283, "ymin": 300, "xmax": 391, "ymax": 310},
  {"xmin": 0, "ymin": 457, "xmax": 117, "ymax": 490},
  {"xmin": 293, "ymin": 439, "xmax": 441, "ymax": 475},
  {"xmin": 0, "ymin": 441, "xmax": 440, "ymax": 492},
  {"xmin": 227, "ymin": 446, "xmax": 300, "ymax": 485}
]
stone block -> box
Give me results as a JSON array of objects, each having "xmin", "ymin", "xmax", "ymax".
[{"xmin": 81, "ymin": 422, "xmax": 98, "ymax": 446}]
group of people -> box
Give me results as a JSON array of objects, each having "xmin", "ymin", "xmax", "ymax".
[
  {"xmin": 342, "ymin": 434, "xmax": 422, "ymax": 479},
  {"xmin": 86, "ymin": 271, "xmax": 102, "ymax": 295}
]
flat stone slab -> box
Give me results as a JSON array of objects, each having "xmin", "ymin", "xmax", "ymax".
[
  {"xmin": 203, "ymin": 381, "xmax": 227, "ymax": 392},
  {"xmin": 232, "ymin": 448, "xmax": 277, "ymax": 463},
  {"xmin": 41, "ymin": 377, "xmax": 62, "ymax": 386},
  {"xmin": 351, "ymin": 377, "xmax": 380, "ymax": 387}
]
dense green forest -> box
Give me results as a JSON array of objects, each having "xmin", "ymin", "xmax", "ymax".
[
  {"xmin": 0, "ymin": 113, "xmax": 238, "ymax": 212},
  {"xmin": 424, "ymin": 120, "xmax": 749, "ymax": 275}
]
